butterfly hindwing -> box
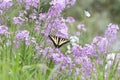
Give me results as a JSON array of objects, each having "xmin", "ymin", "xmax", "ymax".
[{"xmin": 49, "ymin": 35, "xmax": 70, "ymax": 48}]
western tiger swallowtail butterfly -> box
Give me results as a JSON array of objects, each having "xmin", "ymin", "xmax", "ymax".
[{"xmin": 49, "ymin": 35, "xmax": 70, "ymax": 48}]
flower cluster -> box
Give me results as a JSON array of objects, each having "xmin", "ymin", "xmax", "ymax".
[
  {"xmin": 41, "ymin": 0, "xmax": 76, "ymax": 37},
  {"xmin": 17, "ymin": 0, "xmax": 39, "ymax": 9},
  {"xmin": 92, "ymin": 36, "xmax": 108, "ymax": 54},
  {"xmin": 14, "ymin": 30, "xmax": 36, "ymax": 48},
  {"xmin": 0, "ymin": 25, "xmax": 9, "ymax": 35},
  {"xmin": 0, "ymin": 0, "xmax": 13, "ymax": 10},
  {"xmin": 13, "ymin": 17, "xmax": 25, "ymax": 25},
  {"xmin": 0, "ymin": 25, "xmax": 9, "ymax": 43},
  {"xmin": 105, "ymin": 23, "xmax": 119, "ymax": 42}
]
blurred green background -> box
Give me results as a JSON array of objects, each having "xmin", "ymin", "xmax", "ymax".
[{"xmin": 63, "ymin": 0, "xmax": 120, "ymax": 49}]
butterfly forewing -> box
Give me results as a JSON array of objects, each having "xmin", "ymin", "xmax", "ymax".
[{"xmin": 49, "ymin": 35, "xmax": 59, "ymax": 47}]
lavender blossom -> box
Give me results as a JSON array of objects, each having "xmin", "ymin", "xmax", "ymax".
[
  {"xmin": 48, "ymin": 4, "xmax": 64, "ymax": 17},
  {"xmin": 14, "ymin": 30, "xmax": 29, "ymax": 48},
  {"xmin": 92, "ymin": 36, "xmax": 108, "ymax": 54},
  {"xmin": 0, "ymin": 25, "xmax": 9, "ymax": 35},
  {"xmin": 50, "ymin": 0, "xmax": 66, "ymax": 9},
  {"xmin": 0, "ymin": 0, "xmax": 13, "ymax": 9},
  {"xmin": 65, "ymin": 16, "xmax": 75, "ymax": 23},
  {"xmin": 105, "ymin": 23, "xmax": 119, "ymax": 42},
  {"xmin": 52, "ymin": 52, "xmax": 65, "ymax": 64},
  {"xmin": 42, "ymin": 18, "xmax": 68, "ymax": 38},
  {"xmin": 74, "ymin": 56, "xmax": 95, "ymax": 79},
  {"xmin": 39, "ymin": 13, "xmax": 47, "ymax": 21},
  {"xmin": 29, "ymin": 12, "xmax": 37, "ymax": 20},
  {"xmin": 15, "ymin": 30, "xmax": 29, "ymax": 40},
  {"xmin": 82, "ymin": 44, "xmax": 95, "ymax": 56},
  {"xmin": 72, "ymin": 44, "xmax": 82, "ymax": 56},
  {"xmin": 34, "ymin": 25, "xmax": 40, "ymax": 32},
  {"xmin": 25, "ymin": 37, "xmax": 36, "ymax": 45},
  {"xmin": 13, "ymin": 17, "xmax": 25, "ymax": 25},
  {"xmin": 50, "ymin": 0, "xmax": 76, "ymax": 8},
  {"xmin": 72, "ymin": 43, "xmax": 95, "ymax": 57},
  {"xmin": 17, "ymin": 0, "xmax": 39, "ymax": 9},
  {"xmin": 76, "ymin": 32, "xmax": 80, "ymax": 36},
  {"xmin": 66, "ymin": 0, "xmax": 76, "ymax": 7},
  {"xmin": 14, "ymin": 30, "xmax": 36, "ymax": 48},
  {"xmin": 52, "ymin": 49, "xmax": 73, "ymax": 75},
  {"xmin": 77, "ymin": 24, "xmax": 86, "ymax": 32}
]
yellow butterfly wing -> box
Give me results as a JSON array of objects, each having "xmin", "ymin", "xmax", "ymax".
[
  {"xmin": 58, "ymin": 38, "xmax": 70, "ymax": 48},
  {"xmin": 49, "ymin": 35, "xmax": 59, "ymax": 48}
]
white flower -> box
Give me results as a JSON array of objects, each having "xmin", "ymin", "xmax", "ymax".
[
  {"xmin": 70, "ymin": 36, "xmax": 79, "ymax": 44},
  {"xmin": 84, "ymin": 10, "xmax": 91, "ymax": 17},
  {"xmin": 105, "ymin": 53, "xmax": 115, "ymax": 70}
]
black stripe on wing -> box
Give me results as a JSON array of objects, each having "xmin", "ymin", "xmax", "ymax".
[{"xmin": 48, "ymin": 35, "xmax": 59, "ymax": 48}]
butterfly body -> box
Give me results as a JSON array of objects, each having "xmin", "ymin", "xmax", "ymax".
[{"xmin": 49, "ymin": 35, "xmax": 70, "ymax": 48}]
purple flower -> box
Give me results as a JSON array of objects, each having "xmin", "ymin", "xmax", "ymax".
[
  {"xmin": 41, "ymin": 26, "xmax": 51, "ymax": 36},
  {"xmin": 14, "ymin": 30, "xmax": 37, "ymax": 48},
  {"xmin": 15, "ymin": 30, "xmax": 29, "ymax": 40},
  {"xmin": 74, "ymin": 56, "xmax": 95, "ymax": 79},
  {"xmin": 34, "ymin": 25, "xmax": 40, "ymax": 32},
  {"xmin": 42, "ymin": 18, "xmax": 68, "ymax": 38},
  {"xmin": 66, "ymin": 0, "xmax": 76, "ymax": 8},
  {"xmin": 48, "ymin": 4, "xmax": 64, "ymax": 17},
  {"xmin": 105, "ymin": 23, "xmax": 119, "ymax": 42},
  {"xmin": 56, "ymin": 21, "xmax": 68, "ymax": 38},
  {"xmin": 65, "ymin": 16, "xmax": 75, "ymax": 23},
  {"xmin": 26, "ymin": 0, "xmax": 39, "ymax": 9},
  {"xmin": 29, "ymin": 12, "xmax": 37, "ymax": 20},
  {"xmin": 92, "ymin": 36, "xmax": 108, "ymax": 54},
  {"xmin": 82, "ymin": 44, "xmax": 95, "ymax": 56},
  {"xmin": 0, "ymin": 25, "xmax": 9, "ymax": 35},
  {"xmin": 25, "ymin": 37, "xmax": 36, "ymax": 45},
  {"xmin": 52, "ymin": 50, "xmax": 73, "ymax": 75},
  {"xmin": 41, "ymin": 47, "xmax": 54, "ymax": 56},
  {"xmin": 77, "ymin": 24, "xmax": 86, "ymax": 32},
  {"xmin": 52, "ymin": 53, "xmax": 64, "ymax": 64},
  {"xmin": 50, "ymin": 0, "xmax": 76, "ymax": 8},
  {"xmin": 72, "ymin": 39, "xmax": 95, "ymax": 57},
  {"xmin": 72, "ymin": 44, "xmax": 82, "ymax": 56},
  {"xmin": 50, "ymin": 0, "xmax": 66, "ymax": 8},
  {"xmin": 39, "ymin": 13, "xmax": 47, "ymax": 21},
  {"xmin": 0, "ymin": 0, "xmax": 13, "ymax": 9},
  {"xmin": 17, "ymin": 0, "xmax": 39, "ymax": 9},
  {"xmin": 76, "ymin": 32, "xmax": 80, "ymax": 36},
  {"xmin": 13, "ymin": 17, "xmax": 25, "ymax": 25},
  {"xmin": 14, "ymin": 41, "xmax": 19, "ymax": 48}
]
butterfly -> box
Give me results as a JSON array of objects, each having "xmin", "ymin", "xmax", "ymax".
[{"xmin": 49, "ymin": 35, "xmax": 70, "ymax": 48}]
